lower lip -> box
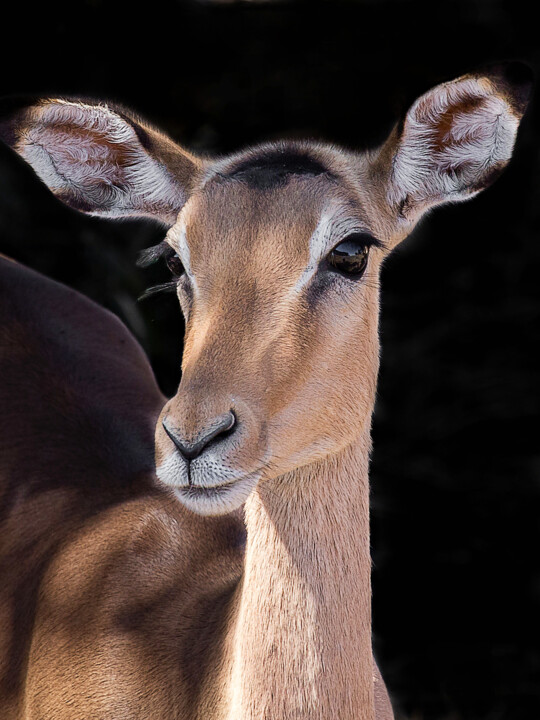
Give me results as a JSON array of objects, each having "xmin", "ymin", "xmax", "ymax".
[{"xmin": 177, "ymin": 482, "xmax": 236, "ymax": 499}]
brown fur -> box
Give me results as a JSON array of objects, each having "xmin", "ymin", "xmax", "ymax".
[
  {"xmin": 0, "ymin": 65, "xmax": 530, "ymax": 718},
  {"xmin": 0, "ymin": 257, "xmax": 389, "ymax": 719}
]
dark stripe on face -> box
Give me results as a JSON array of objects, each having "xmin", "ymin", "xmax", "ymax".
[{"xmin": 224, "ymin": 149, "xmax": 333, "ymax": 190}]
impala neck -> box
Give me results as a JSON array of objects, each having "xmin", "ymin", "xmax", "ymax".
[{"xmin": 226, "ymin": 430, "xmax": 375, "ymax": 720}]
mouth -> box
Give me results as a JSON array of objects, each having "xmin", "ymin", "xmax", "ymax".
[
  {"xmin": 156, "ymin": 444, "xmax": 265, "ymax": 516},
  {"xmin": 165, "ymin": 472, "xmax": 261, "ymax": 516},
  {"xmin": 179, "ymin": 480, "xmax": 237, "ymax": 500}
]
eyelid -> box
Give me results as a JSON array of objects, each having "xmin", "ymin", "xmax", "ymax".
[{"xmin": 329, "ymin": 232, "xmax": 385, "ymax": 252}]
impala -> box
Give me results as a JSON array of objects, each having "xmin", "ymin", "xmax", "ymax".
[{"xmin": 0, "ymin": 63, "xmax": 530, "ymax": 719}]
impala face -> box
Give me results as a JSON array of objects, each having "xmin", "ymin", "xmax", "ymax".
[
  {"xmin": 1, "ymin": 63, "xmax": 530, "ymax": 515},
  {"xmin": 154, "ymin": 163, "xmax": 388, "ymax": 514}
]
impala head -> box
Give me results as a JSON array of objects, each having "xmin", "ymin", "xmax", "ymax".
[{"xmin": 1, "ymin": 64, "xmax": 531, "ymax": 515}]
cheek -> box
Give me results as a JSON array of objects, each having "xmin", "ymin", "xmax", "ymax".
[{"xmin": 265, "ymin": 305, "xmax": 380, "ymax": 466}]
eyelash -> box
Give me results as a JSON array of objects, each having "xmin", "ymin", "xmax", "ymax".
[
  {"xmin": 138, "ymin": 281, "xmax": 178, "ymax": 301},
  {"xmin": 138, "ymin": 242, "xmax": 182, "ymax": 301}
]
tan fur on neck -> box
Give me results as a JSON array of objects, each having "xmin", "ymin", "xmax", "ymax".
[{"xmin": 226, "ymin": 434, "xmax": 374, "ymax": 719}]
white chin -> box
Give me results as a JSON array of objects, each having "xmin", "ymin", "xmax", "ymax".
[
  {"xmin": 156, "ymin": 452, "xmax": 261, "ymax": 516},
  {"xmin": 173, "ymin": 475, "xmax": 259, "ymax": 516}
]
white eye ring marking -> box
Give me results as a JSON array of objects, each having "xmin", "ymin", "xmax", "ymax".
[
  {"xmin": 165, "ymin": 218, "xmax": 198, "ymax": 294},
  {"xmin": 291, "ymin": 206, "xmax": 370, "ymax": 294}
]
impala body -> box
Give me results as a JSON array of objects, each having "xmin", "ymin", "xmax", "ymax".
[{"xmin": 0, "ymin": 63, "xmax": 530, "ymax": 719}]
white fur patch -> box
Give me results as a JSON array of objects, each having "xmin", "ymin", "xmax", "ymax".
[
  {"xmin": 389, "ymin": 76, "xmax": 520, "ymax": 212},
  {"xmin": 165, "ymin": 218, "xmax": 198, "ymax": 290},
  {"xmin": 156, "ymin": 450, "xmax": 260, "ymax": 516},
  {"xmin": 291, "ymin": 206, "xmax": 370, "ymax": 293}
]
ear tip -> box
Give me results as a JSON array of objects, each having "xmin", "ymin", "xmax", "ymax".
[{"xmin": 484, "ymin": 61, "xmax": 534, "ymax": 115}]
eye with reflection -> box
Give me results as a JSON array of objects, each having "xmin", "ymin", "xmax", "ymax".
[{"xmin": 326, "ymin": 233, "xmax": 374, "ymax": 277}]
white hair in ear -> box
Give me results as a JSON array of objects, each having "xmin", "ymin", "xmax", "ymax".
[
  {"xmin": 388, "ymin": 73, "xmax": 525, "ymax": 216},
  {"xmin": 2, "ymin": 98, "xmax": 202, "ymax": 224}
]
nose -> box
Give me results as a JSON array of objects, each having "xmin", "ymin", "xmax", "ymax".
[{"xmin": 162, "ymin": 411, "xmax": 236, "ymax": 461}]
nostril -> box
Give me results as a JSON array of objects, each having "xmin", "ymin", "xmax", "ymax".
[{"xmin": 162, "ymin": 411, "xmax": 236, "ymax": 461}]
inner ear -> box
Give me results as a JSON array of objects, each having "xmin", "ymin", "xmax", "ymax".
[
  {"xmin": 382, "ymin": 65, "xmax": 532, "ymax": 220},
  {"xmin": 0, "ymin": 97, "xmax": 204, "ymax": 225},
  {"xmin": 428, "ymin": 94, "xmax": 491, "ymax": 169}
]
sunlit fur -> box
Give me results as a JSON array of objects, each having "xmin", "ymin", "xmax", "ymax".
[{"xmin": 0, "ymin": 66, "xmax": 529, "ymax": 720}]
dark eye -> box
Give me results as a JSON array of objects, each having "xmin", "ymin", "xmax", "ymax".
[
  {"xmin": 165, "ymin": 250, "xmax": 184, "ymax": 278},
  {"xmin": 327, "ymin": 234, "xmax": 372, "ymax": 277}
]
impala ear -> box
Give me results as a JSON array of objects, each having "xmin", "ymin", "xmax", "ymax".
[
  {"xmin": 379, "ymin": 63, "xmax": 532, "ymax": 223},
  {"xmin": 0, "ymin": 97, "xmax": 203, "ymax": 225}
]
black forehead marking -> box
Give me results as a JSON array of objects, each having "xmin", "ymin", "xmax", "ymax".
[{"xmin": 224, "ymin": 148, "xmax": 334, "ymax": 191}]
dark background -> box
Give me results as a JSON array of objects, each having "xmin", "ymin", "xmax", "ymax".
[{"xmin": 0, "ymin": 1, "xmax": 538, "ymax": 718}]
